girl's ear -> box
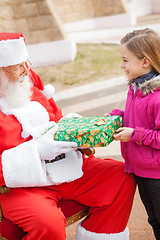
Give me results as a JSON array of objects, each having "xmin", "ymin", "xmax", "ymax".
[{"xmin": 143, "ymin": 57, "xmax": 151, "ymax": 68}]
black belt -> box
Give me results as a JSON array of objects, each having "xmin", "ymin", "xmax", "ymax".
[{"xmin": 45, "ymin": 153, "xmax": 65, "ymax": 164}]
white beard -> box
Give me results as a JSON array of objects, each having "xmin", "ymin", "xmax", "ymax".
[{"xmin": 0, "ymin": 72, "xmax": 32, "ymax": 108}]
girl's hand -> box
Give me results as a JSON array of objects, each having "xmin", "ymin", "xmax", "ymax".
[{"xmin": 113, "ymin": 127, "xmax": 134, "ymax": 142}]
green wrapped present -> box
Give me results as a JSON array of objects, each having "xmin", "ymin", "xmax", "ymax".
[{"xmin": 54, "ymin": 115, "xmax": 122, "ymax": 148}]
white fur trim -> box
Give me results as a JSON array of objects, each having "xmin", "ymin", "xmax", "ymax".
[
  {"xmin": 41, "ymin": 84, "xmax": 55, "ymax": 100},
  {"xmin": 0, "ymin": 100, "xmax": 51, "ymax": 139},
  {"xmin": 76, "ymin": 223, "xmax": 129, "ymax": 240},
  {"xmin": 0, "ymin": 99, "xmax": 84, "ymax": 186},
  {"xmin": 2, "ymin": 140, "xmax": 52, "ymax": 187},
  {"xmin": 46, "ymin": 150, "xmax": 83, "ymax": 184},
  {"xmin": 0, "ymin": 37, "xmax": 29, "ymax": 67}
]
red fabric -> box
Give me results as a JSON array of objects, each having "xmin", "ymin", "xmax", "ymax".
[
  {"xmin": 0, "ymin": 158, "xmax": 136, "ymax": 239},
  {"xmin": 29, "ymin": 69, "xmax": 62, "ymax": 122},
  {"xmin": 0, "ymin": 71, "xmax": 62, "ymax": 187},
  {"xmin": 0, "ymin": 200, "xmax": 87, "ymax": 240},
  {"xmin": 29, "ymin": 69, "xmax": 44, "ymax": 91},
  {"xmin": 59, "ymin": 200, "xmax": 87, "ymax": 219},
  {"xmin": 0, "ymin": 218, "xmax": 26, "ymax": 240},
  {"xmin": 0, "ymin": 33, "xmax": 25, "ymax": 41}
]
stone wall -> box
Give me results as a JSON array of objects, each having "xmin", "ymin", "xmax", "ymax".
[
  {"xmin": 93, "ymin": 0, "xmax": 126, "ymax": 17},
  {"xmin": 0, "ymin": 0, "xmax": 66, "ymax": 44},
  {"xmin": 53, "ymin": 0, "xmax": 127, "ymax": 23},
  {"xmin": 0, "ymin": 0, "xmax": 127, "ymax": 44}
]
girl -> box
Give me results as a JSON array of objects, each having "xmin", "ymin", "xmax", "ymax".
[{"xmin": 109, "ymin": 28, "xmax": 160, "ymax": 240}]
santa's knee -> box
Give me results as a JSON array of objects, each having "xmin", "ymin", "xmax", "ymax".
[{"xmin": 26, "ymin": 211, "xmax": 66, "ymax": 240}]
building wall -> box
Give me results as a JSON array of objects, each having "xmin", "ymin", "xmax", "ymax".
[
  {"xmin": 0, "ymin": 0, "xmax": 127, "ymax": 44},
  {"xmin": 1, "ymin": 0, "xmax": 160, "ymax": 45},
  {"xmin": 0, "ymin": 0, "xmax": 66, "ymax": 44},
  {"xmin": 124, "ymin": 0, "xmax": 160, "ymax": 16},
  {"xmin": 53, "ymin": 0, "xmax": 127, "ymax": 23}
]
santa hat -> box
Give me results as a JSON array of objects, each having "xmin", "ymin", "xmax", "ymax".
[{"xmin": 0, "ymin": 32, "xmax": 29, "ymax": 67}]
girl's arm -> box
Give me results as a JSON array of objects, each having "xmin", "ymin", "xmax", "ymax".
[
  {"xmin": 109, "ymin": 109, "xmax": 124, "ymax": 118},
  {"xmin": 130, "ymin": 126, "xmax": 160, "ymax": 149},
  {"xmin": 130, "ymin": 99, "xmax": 160, "ymax": 149}
]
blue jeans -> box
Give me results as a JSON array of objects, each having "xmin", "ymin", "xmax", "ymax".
[{"xmin": 135, "ymin": 175, "xmax": 160, "ymax": 240}]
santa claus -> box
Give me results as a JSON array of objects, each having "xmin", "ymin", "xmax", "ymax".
[{"xmin": 0, "ymin": 32, "xmax": 136, "ymax": 240}]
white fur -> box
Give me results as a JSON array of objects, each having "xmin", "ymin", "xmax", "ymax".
[
  {"xmin": 0, "ymin": 37, "xmax": 29, "ymax": 67},
  {"xmin": 41, "ymin": 84, "xmax": 55, "ymax": 100},
  {"xmin": 0, "ymin": 74, "xmax": 32, "ymax": 108},
  {"xmin": 2, "ymin": 140, "xmax": 52, "ymax": 187},
  {"xmin": 76, "ymin": 223, "xmax": 129, "ymax": 240},
  {"xmin": 0, "ymin": 100, "xmax": 51, "ymax": 139},
  {"xmin": 0, "ymin": 95, "xmax": 84, "ymax": 186}
]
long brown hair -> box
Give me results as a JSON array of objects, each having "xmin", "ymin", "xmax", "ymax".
[{"xmin": 120, "ymin": 28, "xmax": 160, "ymax": 73}]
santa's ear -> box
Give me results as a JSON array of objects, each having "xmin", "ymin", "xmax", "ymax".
[{"xmin": 143, "ymin": 57, "xmax": 151, "ymax": 68}]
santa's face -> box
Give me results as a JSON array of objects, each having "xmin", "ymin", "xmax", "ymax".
[
  {"xmin": 0, "ymin": 70, "xmax": 32, "ymax": 108},
  {"xmin": 1, "ymin": 61, "xmax": 31, "ymax": 82}
]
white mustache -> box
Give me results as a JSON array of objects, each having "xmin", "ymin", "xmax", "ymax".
[{"xmin": 0, "ymin": 73, "xmax": 32, "ymax": 108}]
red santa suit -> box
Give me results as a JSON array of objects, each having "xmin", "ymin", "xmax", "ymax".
[{"xmin": 0, "ymin": 33, "xmax": 136, "ymax": 240}]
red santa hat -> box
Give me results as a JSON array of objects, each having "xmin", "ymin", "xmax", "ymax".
[{"xmin": 0, "ymin": 32, "xmax": 29, "ymax": 67}]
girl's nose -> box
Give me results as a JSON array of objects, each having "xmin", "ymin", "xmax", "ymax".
[{"xmin": 121, "ymin": 63, "xmax": 125, "ymax": 69}]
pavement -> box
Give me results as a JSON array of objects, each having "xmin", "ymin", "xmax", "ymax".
[{"xmin": 55, "ymin": 14, "xmax": 160, "ymax": 240}]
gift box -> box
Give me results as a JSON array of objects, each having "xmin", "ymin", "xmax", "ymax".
[{"xmin": 54, "ymin": 115, "xmax": 122, "ymax": 148}]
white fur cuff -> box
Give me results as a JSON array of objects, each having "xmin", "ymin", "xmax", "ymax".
[
  {"xmin": 76, "ymin": 223, "xmax": 129, "ymax": 240},
  {"xmin": 2, "ymin": 140, "xmax": 51, "ymax": 187}
]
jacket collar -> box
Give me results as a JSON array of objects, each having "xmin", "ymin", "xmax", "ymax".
[{"xmin": 129, "ymin": 74, "xmax": 160, "ymax": 95}]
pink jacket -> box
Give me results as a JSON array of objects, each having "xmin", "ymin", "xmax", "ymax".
[{"xmin": 110, "ymin": 75, "xmax": 160, "ymax": 178}]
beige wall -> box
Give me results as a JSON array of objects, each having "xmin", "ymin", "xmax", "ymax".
[
  {"xmin": 0, "ymin": 0, "xmax": 127, "ymax": 44},
  {"xmin": 0, "ymin": 0, "xmax": 66, "ymax": 44},
  {"xmin": 53, "ymin": 0, "xmax": 127, "ymax": 23}
]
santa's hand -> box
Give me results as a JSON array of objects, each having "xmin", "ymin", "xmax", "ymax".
[
  {"xmin": 37, "ymin": 126, "xmax": 77, "ymax": 161},
  {"xmin": 104, "ymin": 113, "xmax": 111, "ymax": 117}
]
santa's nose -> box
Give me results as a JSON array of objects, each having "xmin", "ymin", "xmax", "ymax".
[{"xmin": 20, "ymin": 63, "xmax": 29, "ymax": 76}]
